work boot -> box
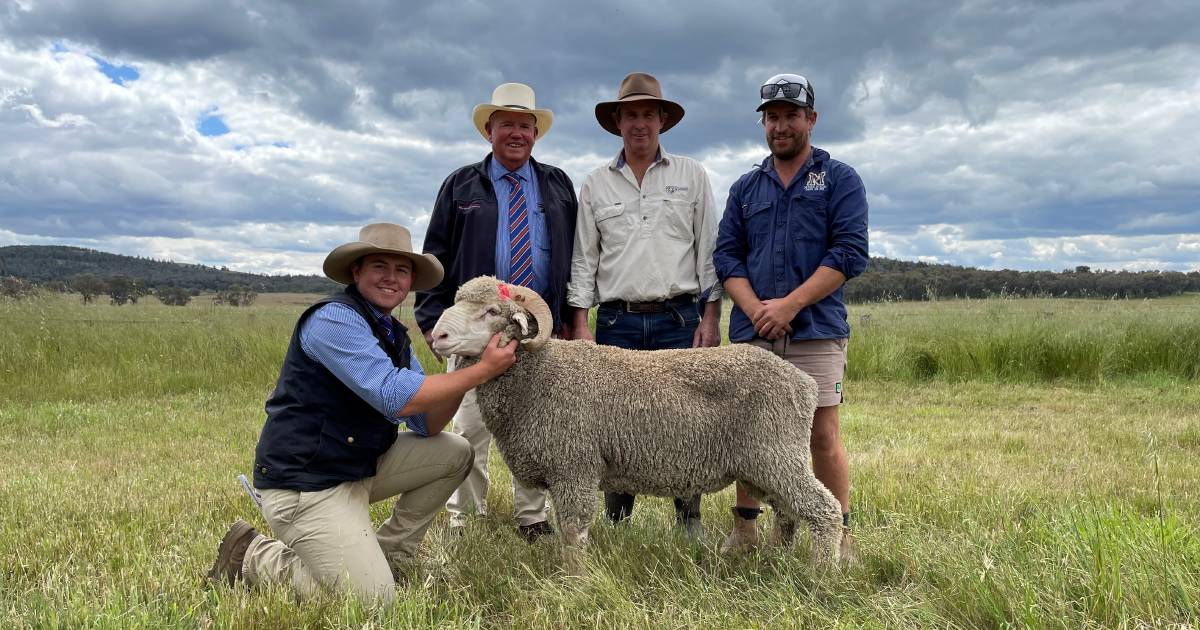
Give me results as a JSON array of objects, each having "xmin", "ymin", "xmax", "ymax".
[
  {"xmin": 677, "ymin": 516, "xmax": 703, "ymax": 541},
  {"xmin": 208, "ymin": 519, "xmax": 260, "ymax": 585},
  {"xmin": 517, "ymin": 520, "xmax": 554, "ymax": 543},
  {"xmin": 719, "ymin": 507, "xmax": 761, "ymax": 554}
]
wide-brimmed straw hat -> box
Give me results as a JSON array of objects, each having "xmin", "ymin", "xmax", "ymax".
[
  {"xmin": 594, "ymin": 72, "xmax": 685, "ymax": 136},
  {"xmin": 323, "ymin": 223, "xmax": 444, "ymax": 291},
  {"xmin": 471, "ymin": 83, "xmax": 554, "ymax": 141}
]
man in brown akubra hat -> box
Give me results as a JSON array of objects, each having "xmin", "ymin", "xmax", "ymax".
[{"xmin": 567, "ymin": 72, "xmax": 723, "ymax": 538}]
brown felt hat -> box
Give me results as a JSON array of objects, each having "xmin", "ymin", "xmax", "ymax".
[{"xmin": 594, "ymin": 72, "xmax": 685, "ymax": 136}]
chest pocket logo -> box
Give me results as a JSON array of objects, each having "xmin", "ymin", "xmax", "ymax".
[
  {"xmin": 456, "ymin": 200, "xmax": 482, "ymax": 213},
  {"xmin": 804, "ymin": 171, "xmax": 826, "ymax": 191}
]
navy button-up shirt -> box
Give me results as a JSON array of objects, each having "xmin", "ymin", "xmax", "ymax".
[{"xmin": 714, "ymin": 148, "xmax": 868, "ymax": 342}]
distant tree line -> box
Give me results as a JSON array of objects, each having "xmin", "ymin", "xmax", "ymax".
[
  {"xmin": 0, "ymin": 245, "xmax": 338, "ymax": 294},
  {"xmin": 3, "ymin": 244, "xmax": 1198, "ymax": 305},
  {"xmin": 845, "ymin": 261, "xmax": 1200, "ymax": 302}
]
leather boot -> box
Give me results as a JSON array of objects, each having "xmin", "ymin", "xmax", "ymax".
[
  {"xmin": 208, "ymin": 519, "xmax": 260, "ymax": 585},
  {"xmin": 719, "ymin": 507, "xmax": 761, "ymax": 554}
]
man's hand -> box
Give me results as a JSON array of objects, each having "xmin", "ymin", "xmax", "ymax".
[
  {"xmin": 692, "ymin": 317, "xmax": 720, "ymax": 347},
  {"xmin": 477, "ymin": 333, "xmax": 517, "ymax": 378},
  {"xmin": 423, "ymin": 329, "xmax": 445, "ymax": 363},
  {"xmin": 752, "ymin": 297, "xmax": 800, "ymax": 340},
  {"xmin": 569, "ymin": 308, "xmax": 594, "ymax": 342},
  {"xmin": 692, "ymin": 301, "xmax": 722, "ymax": 348},
  {"xmin": 571, "ymin": 321, "xmax": 595, "ymax": 342}
]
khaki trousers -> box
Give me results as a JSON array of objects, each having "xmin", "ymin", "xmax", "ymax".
[
  {"xmin": 444, "ymin": 358, "xmax": 549, "ymax": 527},
  {"xmin": 243, "ymin": 431, "xmax": 471, "ymax": 603}
]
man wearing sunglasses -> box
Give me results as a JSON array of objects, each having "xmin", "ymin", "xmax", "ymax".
[{"xmin": 713, "ymin": 73, "xmax": 868, "ymax": 561}]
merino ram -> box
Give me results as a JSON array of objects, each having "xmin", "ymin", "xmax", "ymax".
[{"xmin": 430, "ymin": 276, "xmax": 842, "ymax": 567}]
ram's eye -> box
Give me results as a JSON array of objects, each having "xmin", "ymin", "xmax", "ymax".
[{"xmin": 484, "ymin": 306, "xmax": 501, "ymax": 317}]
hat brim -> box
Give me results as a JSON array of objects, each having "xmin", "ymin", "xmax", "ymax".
[
  {"xmin": 323, "ymin": 243, "xmax": 445, "ymax": 292},
  {"xmin": 756, "ymin": 97, "xmax": 812, "ymax": 112},
  {"xmin": 472, "ymin": 105, "xmax": 553, "ymax": 141},
  {"xmin": 595, "ymin": 96, "xmax": 685, "ymax": 136}
]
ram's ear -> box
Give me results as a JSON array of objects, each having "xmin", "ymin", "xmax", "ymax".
[
  {"xmin": 511, "ymin": 311, "xmax": 532, "ymax": 337},
  {"xmin": 507, "ymin": 286, "xmax": 552, "ymax": 350}
]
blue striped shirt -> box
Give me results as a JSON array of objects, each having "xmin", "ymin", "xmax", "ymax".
[
  {"xmin": 299, "ymin": 302, "xmax": 429, "ymax": 435},
  {"xmin": 489, "ymin": 157, "xmax": 550, "ymax": 295}
]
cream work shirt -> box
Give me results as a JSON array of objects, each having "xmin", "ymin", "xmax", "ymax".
[{"xmin": 568, "ymin": 149, "xmax": 723, "ymax": 307}]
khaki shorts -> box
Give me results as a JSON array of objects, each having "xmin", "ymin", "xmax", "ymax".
[{"xmin": 749, "ymin": 337, "xmax": 848, "ymax": 407}]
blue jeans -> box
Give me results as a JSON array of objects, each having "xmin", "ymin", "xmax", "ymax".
[{"xmin": 595, "ymin": 300, "xmax": 703, "ymax": 524}]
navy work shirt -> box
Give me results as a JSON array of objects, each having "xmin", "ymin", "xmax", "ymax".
[{"xmin": 714, "ymin": 147, "xmax": 868, "ymax": 342}]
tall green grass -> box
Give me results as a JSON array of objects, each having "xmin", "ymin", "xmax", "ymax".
[
  {"xmin": 3, "ymin": 294, "xmax": 1196, "ymax": 404},
  {"xmin": 849, "ymin": 296, "xmax": 1200, "ymax": 384}
]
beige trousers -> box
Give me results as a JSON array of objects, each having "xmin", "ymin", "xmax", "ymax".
[
  {"xmin": 242, "ymin": 431, "xmax": 471, "ymax": 603},
  {"xmin": 444, "ymin": 358, "xmax": 549, "ymax": 527}
]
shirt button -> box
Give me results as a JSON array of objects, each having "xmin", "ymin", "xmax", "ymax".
[
  {"xmin": 347, "ymin": 436, "xmax": 355, "ymax": 444},
  {"xmin": 260, "ymin": 466, "xmax": 267, "ymax": 474}
]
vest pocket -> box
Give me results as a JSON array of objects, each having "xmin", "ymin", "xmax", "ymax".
[{"xmin": 309, "ymin": 420, "xmax": 392, "ymax": 475}]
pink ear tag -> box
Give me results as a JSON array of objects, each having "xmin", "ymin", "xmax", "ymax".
[{"xmin": 497, "ymin": 284, "xmax": 512, "ymax": 301}]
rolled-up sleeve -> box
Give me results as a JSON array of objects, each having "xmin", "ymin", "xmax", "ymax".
[
  {"xmin": 300, "ymin": 304, "xmax": 428, "ymax": 432},
  {"xmin": 819, "ymin": 165, "xmax": 869, "ymax": 280},
  {"xmin": 694, "ymin": 165, "xmax": 724, "ymax": 301},
  {"xmin": 567, "ymin": 176, "xmax": 601, "ymax": 308},
  {"xmin": 714, "ymin": 181, "xmax": 751, "ymax": 282}
]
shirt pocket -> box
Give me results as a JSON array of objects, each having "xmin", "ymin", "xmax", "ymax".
[
  {"xmin": 594, "ymin": 202, "xmax": 630, "ymax": 245},
  {"xmin": 741, "ymin": 201, "xmax": 773, "ymax": 247},
  {"xmin": 660, "ymin": 197, "xmax": 695, "ymax": 242},
  {"xmin": 791, "ymin": 195, "xmax": 828, "ymax": 242}
]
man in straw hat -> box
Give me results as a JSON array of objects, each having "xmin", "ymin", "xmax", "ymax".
[
  {"xmin": 209, "ymin": 223, "xmax": 518, "ymax": 603},
  {"xmin": 567, "ymin": 72, "xmax": 723, "ymax": 538},
  {"xmin": 714, "ymin": 73, "xmax": 868, "ymax": 561},
  {"xmin": 416, "ymin": 83, "xmax": 578, "ymax": 541}
]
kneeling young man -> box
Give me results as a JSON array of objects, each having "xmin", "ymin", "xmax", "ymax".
[{"xmin": 210, "ymin": 223, "xmax": 516, "ymax": 603}]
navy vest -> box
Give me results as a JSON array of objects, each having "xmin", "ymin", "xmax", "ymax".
[{"xmin": 253, "ymin": 285, "xmax": 413, "ymax": 491}]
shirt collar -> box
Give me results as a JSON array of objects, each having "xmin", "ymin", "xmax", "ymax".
[
  {"xmin": 488, "ymin": 155, "xmax": 533, "ymax": 183},
  {"xmin": 758, "ymin": 146, "xmax": 824, "ymax": 179},
  {"xmin": 611, "ymin": 146, "xmax": 667, "ymax": 170}
]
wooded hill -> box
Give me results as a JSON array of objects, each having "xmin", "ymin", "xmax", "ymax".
[
  {"xmin": 2, "ymin": 244, "xmax": 1197, "ymax": 301},
  {"xmin": 0, "ymin": 245, "xmax": 338, "ymax": 294}
]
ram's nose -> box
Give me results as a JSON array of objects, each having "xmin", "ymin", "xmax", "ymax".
[{"xmin": 429, "ymin": 329, "xmax": 451, "ymax": 354}]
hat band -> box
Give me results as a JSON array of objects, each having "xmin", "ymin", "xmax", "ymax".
[
  {"xmin": 621, "ymin": 91, "xmax": 659, "ymax": 99},
  {"xmin": 501, "ymin": 104, "xmax": 530, "ymax": 110}
]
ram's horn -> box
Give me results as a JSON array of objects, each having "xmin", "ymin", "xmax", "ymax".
[{"xmin": 506, "ymin": 284, "xmax": 553, "ymax": 351}]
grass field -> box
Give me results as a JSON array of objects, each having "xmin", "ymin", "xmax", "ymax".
[{"xmin": 1, "ymin": 293, "xmax": 1198, "ymax": 628}]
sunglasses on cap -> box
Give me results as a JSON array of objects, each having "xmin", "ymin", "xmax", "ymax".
[{"xmin": 760, "ymin": 82, "xmax": 811, "ymax": 101}]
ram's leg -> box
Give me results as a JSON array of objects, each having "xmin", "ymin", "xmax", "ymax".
[
  {"xmin": 548, "ymin": 482, "xmax": 597, "ymax": 576},
  {"xmin": 772, "ymin": 470, "xmax": 842, "ymax": 567},
  {"xmin": 768, "ymin": 514, "xmax": 797, "ymax": 547}
]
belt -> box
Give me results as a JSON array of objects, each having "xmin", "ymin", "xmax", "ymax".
[{"xmin": 601, "ymin": 294, "xmax": 697, "ymax": 314}]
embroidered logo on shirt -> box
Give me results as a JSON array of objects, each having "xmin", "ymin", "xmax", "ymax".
[
  {"xmin": 665, "ymin": 185, "xmax": 689, "ymax": 194},
  {"xmin": 457, "ymin": 200, "xmax": 482, "ymax": 212},
  {"xmin": 804, "ymin": 172, "xmax": 826, "ymax": 191}
]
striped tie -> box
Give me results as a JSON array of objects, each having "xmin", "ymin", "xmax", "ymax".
[{"xmin": 503, "ymin": 172, "xmax": 534, "ymax": 287}]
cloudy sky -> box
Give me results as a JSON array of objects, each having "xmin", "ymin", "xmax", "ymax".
[{"xmin": 1, "ymin": 0, "xmax": 1197, "ymax": 275}]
